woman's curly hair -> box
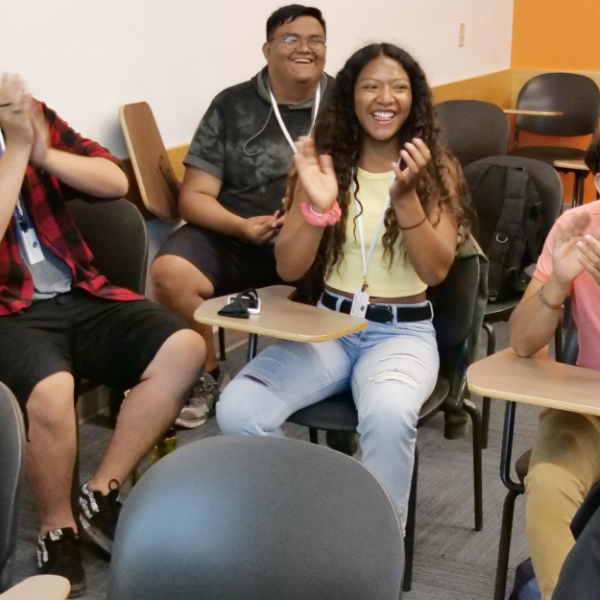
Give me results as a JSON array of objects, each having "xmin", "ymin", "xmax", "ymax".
[{"xmin": 287, "ymin": 43, "xmax": 473, "ymax": 302}]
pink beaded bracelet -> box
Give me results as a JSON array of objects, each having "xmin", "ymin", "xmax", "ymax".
[{"xmin": 300, "ymin": 201, "xmax": 341, "ymax": 226}]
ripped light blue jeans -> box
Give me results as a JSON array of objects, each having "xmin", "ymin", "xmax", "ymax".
[{"xmin": 217, "ymin": 298, "xmax": 439, "ymax": 527}]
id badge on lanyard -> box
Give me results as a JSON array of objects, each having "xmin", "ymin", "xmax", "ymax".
[
  {"xmin": 0, "ymin": 129, "xmax": 45, "ymax": 265},
  {"xmin": 15, "ymin": 200, "xmax": 44, "ymax": 265}
]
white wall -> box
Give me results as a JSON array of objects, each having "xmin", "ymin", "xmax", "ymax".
[{"xmin": 1, "ymin": 0, "xmax": 514, "ymax": 157}]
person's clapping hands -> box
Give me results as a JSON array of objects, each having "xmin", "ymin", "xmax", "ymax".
[
  {"xmin": 28, "ymin": 97, "xmax": 50, "ymax": 167},
  {"xmin": 0, "ymin": 74, "xmax": 34, "ymax": 150},
  {"xmin": 293, "ymin": 136, "xmax": 338, "ymax": 214},
  {"xmin": 551, "ymin": 209, "xmax": 600, "ymax": 289},
  {"xmin": 389, "ymin": 138, "xmax": 431, "ymax": 205},
  {"xmin": 577, "ymin": 230, "xmax": 600, "ymax": 286}
]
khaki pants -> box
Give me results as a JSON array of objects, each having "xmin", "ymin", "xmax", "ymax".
[{"xmin": 524, "ymin": 409, "xmax": 600, "ymax": 600}]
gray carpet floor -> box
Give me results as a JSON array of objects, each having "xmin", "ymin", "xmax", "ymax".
[{"xmin": 12, "ymin": 321, "xmax": 541, "ymax": 599}]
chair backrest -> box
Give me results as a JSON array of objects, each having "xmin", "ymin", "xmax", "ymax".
[
  {"xmin": 436, "ymin": 100, "xmax": 510, "ymax": 167},
  {"xmin": 108, "ymin": 436, "xmax": 404, "ymax": 600},
  {"xmin": 428, "ymin": 253, "xmax": 480, "ymax": 352},
  {"xmin": 67, "ymin": 198, "xmax": 148, "ymax": 294},
  {"xmin": 465, "ymin": 156, "xmax": 563, "ymax": 250},
  {"xmin": 0, "ymin": 383, "xmax": 25, "ymax": 593},
  {"xmin": 515, "ymin": 73, "xmax": 600, "ymax": 137},
  {"xmin": 119, "ymin": 102, "xmax": 181, "ymax": 221}
]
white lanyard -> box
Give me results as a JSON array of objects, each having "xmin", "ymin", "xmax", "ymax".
[
  {"xmin": 352, "ymin": 176, "xmax": 395, "ymax": 289},
  {"xmin": 269, "ymin": 82, "xmax": 320, "ymax": 154}
]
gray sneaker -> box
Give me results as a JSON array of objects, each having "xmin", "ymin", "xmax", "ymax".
[{"xmin": 175, "ymin": 373, "xmax": 229, "ymax": 429}]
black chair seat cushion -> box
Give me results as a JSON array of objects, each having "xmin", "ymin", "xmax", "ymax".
[
  {"xmin": 509, "ymin": 145, "xmax": 586, "ymax": 165},
  {"xmin": 287, "ymin": 377, "xmax": 450, "ymax": 432}
]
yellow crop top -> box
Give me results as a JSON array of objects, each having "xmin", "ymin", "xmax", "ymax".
[{"xmin": 324, "ymin": 168, "xmax": 427, "ymax": 298}]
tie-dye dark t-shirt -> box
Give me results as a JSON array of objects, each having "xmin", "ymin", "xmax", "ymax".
[{"xmin": 184, "ymin": 68, "xmax": 332, "ymax": 219}]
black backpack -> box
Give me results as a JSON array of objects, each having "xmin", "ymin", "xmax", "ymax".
[{"xmin": 465, "ymin": 163, "xmax": 544, "ymax": 302}]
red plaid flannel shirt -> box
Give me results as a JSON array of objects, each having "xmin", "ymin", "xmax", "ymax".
[{"xmin": 0, "ymin": 102, "xmax": 142, "ymax": 315}]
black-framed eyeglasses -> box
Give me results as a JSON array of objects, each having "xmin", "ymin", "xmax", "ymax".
[{"xmin": 273, "ymin": 35, "xmax": 326, "ymax": 53}]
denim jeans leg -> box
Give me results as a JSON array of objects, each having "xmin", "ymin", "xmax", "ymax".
[
  {"xmin": 217, "ymin": 337, "xmax": 354, "ymax": 437},
  {"xmin": 351, "ymin": 322, "xmax": 439, "ymax": 527}
]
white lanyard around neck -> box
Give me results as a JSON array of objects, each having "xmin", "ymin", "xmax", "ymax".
[
  {"xmin": 268, "ymin": 82, "xmax": 320, "ymax": 154},
  {"xmin": 352, "ymin": 174, "xmax": 395, "ymax": 288}
]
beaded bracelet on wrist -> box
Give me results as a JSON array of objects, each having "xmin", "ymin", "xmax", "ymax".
[{"xmin": 538, "ymin": 284, "xmax": 564, "ymax": 310}]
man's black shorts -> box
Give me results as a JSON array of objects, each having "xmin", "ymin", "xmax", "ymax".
[
  {"xmin": 0, "ymin": 289, "xmax": 188, "ymax": 409},
  {"xmin": 155, "ymin": 224, "xmax": 282, "ymax": 297}
]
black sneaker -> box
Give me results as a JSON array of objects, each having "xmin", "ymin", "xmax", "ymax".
[
  {"xmin": 37, "ymin": 528, "xmax": 86, "ymax": 598},
  {"xmin": 78, "ymin": 480, "xmax": 121, "ymax": 556}
]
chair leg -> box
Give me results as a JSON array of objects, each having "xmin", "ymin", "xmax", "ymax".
[
  {"xmin": 325, "ymin": 431, "xmax": 357, "ymax": 456},
  {"xmin": 463, "ymin": 398, "xmax": 483, "ymax": 531},
  {"xmin": 403, "ymin": 448, "xmax": 418, "ymax": 592},
  {"xmin": 309, "ymin": 428, "xmax": 319, "ymax": 445},
  {"xmin": 108, "ymin": 388, "xmax": 124, "ymax": 428},
  {"xmin": 481, "ymin": 322, "xmax": 496, "ymax": 449},
  {"xmin": 218, "ymin": 327, "xmax": 226, "ymax": 361},
  {"xmin": 554, "ymin": 322, "xmax": 563, "ymax": 363},
  {"xmin": 494, "ymin": 489, "xmax": 522, "ymax": 600}
]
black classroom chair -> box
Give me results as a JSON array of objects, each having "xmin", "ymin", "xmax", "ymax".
[
  {"xmin": 509, "ymin": 73, "xmax": 600, "ymax": 207},
  {"xmin": 436, "ymin": 99, "xmax": 510, "ymax": 167}
]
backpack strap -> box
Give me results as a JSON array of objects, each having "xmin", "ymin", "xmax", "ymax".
[{"xmin": 486, "ymin": 166, "xmax": 529, "ymax": 301}]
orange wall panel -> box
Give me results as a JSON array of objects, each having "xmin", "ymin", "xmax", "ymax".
[{"xmin": 512, "ymin": 0, "xmax": 600, "ymax": 71}]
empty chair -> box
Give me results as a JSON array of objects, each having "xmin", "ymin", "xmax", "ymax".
[
  {"xmin": 510, "ymin": 73, "xmax": 600, "ymax": 206},
  {"xmin": 436, "ymin": 99, "xmax": 510, "ymax": 167},
  {"xmin": 108, "ymin": 436, "xmax": 404, "ymax": 600},
  {"xmin": 510, "ymin": 73, "xmax": 600, "ymax": 162}
]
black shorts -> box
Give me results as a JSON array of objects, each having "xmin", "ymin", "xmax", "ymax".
[
  {"xmin": 155, "ymin": 224, "xmax": 282, "ymax": 297},
  {"xmin": 0, "ymin": 289, "xmax": 188, "ymax": 409}
]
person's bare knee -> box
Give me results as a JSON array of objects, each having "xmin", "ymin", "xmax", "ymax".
[
  {"xmin": 27, "ymin": 372, "xmax": 76, "ymax": 431},
  {"xmin": 141, "ymin": 329, "xmax": 205, "ymax": 397},
  {"xmin": 151, "ymin": 255, "xmax": 214, "ymax": 308}
]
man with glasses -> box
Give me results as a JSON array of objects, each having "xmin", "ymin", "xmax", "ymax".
[{"xmin": 152, "ymin": 4, "xmax": 331, "ymax": 428}]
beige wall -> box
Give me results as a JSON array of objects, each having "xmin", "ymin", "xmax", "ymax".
[{"xmin": 1, "ymin": 0, "xmax": 514, "ymax": 157}]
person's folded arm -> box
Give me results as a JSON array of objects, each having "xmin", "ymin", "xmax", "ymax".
[
  {"xmin": 38, "ymin": 151, "xmax": 128, "ymax": 198},
  {"xmin": 29, "ymin": 102, "xmax": 128, "ymax": 199}
]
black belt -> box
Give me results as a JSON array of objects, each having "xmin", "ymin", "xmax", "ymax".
[{"xmin": 321, "ymin": 291, "xmax": 432, "ymax": 324}]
